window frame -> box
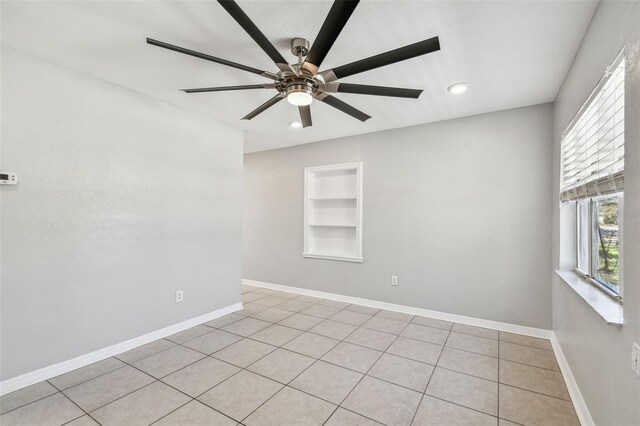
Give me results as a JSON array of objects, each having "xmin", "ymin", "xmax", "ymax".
[
  {"xmin": 575, "ymin": 198, "xmax": 591, "ymax": 276},
  {"xmin": 574, "ymin": 193, "xmax": 623, "ymax": 301}
]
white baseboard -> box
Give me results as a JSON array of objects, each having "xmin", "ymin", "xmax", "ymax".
[
  {"xmin": 0, "ymin": 302, "xmax": 243, "ymax": 396},
  {"xmin": 243, "ymin": 279, "xmax": 552, "ymax": 339},
  {"xmin": 550, "ymin": 333, "xmax": 594, "ymax": 426}
]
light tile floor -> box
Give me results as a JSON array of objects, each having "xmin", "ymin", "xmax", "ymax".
[{"xmin": 0, "ymin": 285, "xmax": 579, "ymax": 426}]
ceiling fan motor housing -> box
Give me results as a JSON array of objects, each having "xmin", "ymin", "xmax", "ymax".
[
  {"xmin": 286, "ymin": 82, "xmax": 313, "ymax": 96},
  {"xmin": 277, "ymin": 70, "xmax": 319, "ymax": 97},
  {"xmin": 291, "ymin": 37, "xmax": 310, "ymax": 57}
]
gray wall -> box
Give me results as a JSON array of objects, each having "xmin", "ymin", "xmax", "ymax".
[
  {"xmin": 551, "ymin": 1, "xmax": 640, "ymax": 424},
  {"xmin": 244, "ymin": 104, "xmax": 553, "ymax": 329},
  {"xmin": 0, "ymin": 48, "xmax": 243, "ymax": 380}
]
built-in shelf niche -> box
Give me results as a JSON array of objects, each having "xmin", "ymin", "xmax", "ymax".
[{"xmin": 303, "ymin": 162, "xmax": 363, "ymax": 263}]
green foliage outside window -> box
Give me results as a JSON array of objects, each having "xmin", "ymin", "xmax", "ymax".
[{"xmin": 594, "ymin": 198, "xmax": 619, "ymax": 291}]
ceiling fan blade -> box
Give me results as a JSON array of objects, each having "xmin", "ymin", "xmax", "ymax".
[
  {"xmin": 320, "ymin": 36, "xmax": 440, "ymax": 82},
  {"xmin": 299, "ymin": 105, "xmax": 312, "ymax": 128},
  {"xmin": 301, "ymin": 0, "xmax": 360, "ymax": 75},
  {"xmin": 319, "ymin": 94, "xmax": 371, "ymax": 122},
  {"xmin": 331, "ymin": 83, "xmax": 422, "ymax": 99},
  {"xmin": 181, "ymin": 84, "xmax": 275, "ymax": 93},
  {"xmin": 217, "ymin": 0, "xmax": 288, "ymax": 70},
  {"xmin": 147, "ymin": 38, "xmax": 278, "ymax": 80},
  {"xmin": 242, "ymin": 95, "xmax": 284, "ymax": 120}
]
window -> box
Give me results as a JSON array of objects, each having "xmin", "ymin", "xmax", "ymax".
[
  {"xmin": 575, "ymin": 194, "xmax": 623, "ymax": 296},
  {"xmin": 561, "ymin": 49, "xmax": 625, "ymax": 299},
  {"xmin": 592, "ymin": 195, "xmax": 622, "ymax": 293},
  {"xmin": 576, "ymin": 199, "xmax": 590, "ymax": 274},
  {"xmin": 560, "ymin": 51, "xmax": 624, "ymax": 201}
]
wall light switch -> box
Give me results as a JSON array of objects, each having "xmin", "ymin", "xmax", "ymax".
[
  {"xmin": 176, "ymin": 290, "xmax": 184, "ymax": 303},
  {"xmin": 391, "ymin": 276, "xmax": 399, "ymax": 286}
]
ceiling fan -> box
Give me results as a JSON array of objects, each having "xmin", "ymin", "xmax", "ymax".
[{"xmin": 147, "ymin": 0, "xmax": 440, "ymax": 128}]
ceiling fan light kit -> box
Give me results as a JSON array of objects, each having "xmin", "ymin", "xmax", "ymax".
[
  {"xmin": 148, "ymin": 0, "xmax": 441, "ymax": 128},
  {"xmin": 286, "ymin": 83, "xmax": 314, "ymax": 106}
]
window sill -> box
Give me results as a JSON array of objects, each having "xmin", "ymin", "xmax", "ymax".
[
  {"xmin": 303, "ymin": 252, "xmax": 364, "ymax": 263},
  {"xmin": 554, "ymin": 269, "xmax": 623, "ymax": 326}
]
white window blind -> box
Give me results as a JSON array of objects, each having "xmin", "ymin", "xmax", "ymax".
[{"xmin": 560, "ymin": 51, "xmax": 624, "ymax": 202}]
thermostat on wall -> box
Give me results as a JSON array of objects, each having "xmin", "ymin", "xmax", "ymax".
[{"xmin": 0, "ymin": 172, "xmax": 18, "ymax": 185}]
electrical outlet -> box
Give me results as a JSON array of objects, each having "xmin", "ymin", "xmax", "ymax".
[
  {"xmin": 632, "ymin": 342, "xmax": 640, "ymax": 378},
  {"xmin": 176, "ymin": 290, "xmax": 184, "ymax": 303},
  {"xmin": 391, "ymin": 276, "xmax": 399, "ymax": 286}
]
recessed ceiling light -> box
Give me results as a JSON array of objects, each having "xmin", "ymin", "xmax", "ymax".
[
  {"xmin": 447, "ymin": 83, "xmax": 469, "ymax": 94},
  {"xmin": 289, "ymin": 121, "xmax": 303, "ymax": 129}
]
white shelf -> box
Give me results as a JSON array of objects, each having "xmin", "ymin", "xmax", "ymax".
[
  {"xmin": 302, "ymin": 252, "xmax": 364, "ymax": 263},
  {"xmin": 304, "ymin": 162, "xmax": 363, "ymax": 263},
  {"xmin": 309, "ymin": 223, "xmax": 357, "ymax": 227},
  {"xmin": 309, "ymin": 197, "xmax": 357, "ymax": 201}
]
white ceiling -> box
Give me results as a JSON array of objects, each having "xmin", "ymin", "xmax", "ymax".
[{"xmin": 2, "ymin": 1, "xmax": 597, "ymax": 153}]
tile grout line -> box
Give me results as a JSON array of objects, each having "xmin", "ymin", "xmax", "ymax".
[
  {"xmin": 88, "ymin": 373, "xmax": 155, "ymax": 408},
  {"xmin": 242, "ymin": 343, "xmax": 567, "ymax": 408},
  {"xmin": 499, "ymin": 337, "xmax": 554, "ymax": 352},
  {"xmin": 235, "ymin": 333, "xmax": 494, "ymax": 424},
  {"xmin": 245, "ymin": 358, "xmax": 331, "ymax": 423},
  {"xmin": 138, "ymin": 343, "xmax": 261, "ymax": 425},
  {"xmin": 243, "ymin": 288, "xmax": 569, "ymax": 422},
  {"xmin": 235, "ymin": 331, "xmax": 378, "ymax": 394},
  {"xmin": 234, "ymin": 300, "xmax": 390, "ymax": 424},
  {"xmin": 142, "ymin": 298, "xmax": 569, "ymax": 422},
  {"xmin": 0, "ymin": 388, "xmax": 66, "ymax": 418},
  {"xmin": 270, "ymin": 321, "xmax": 499, "ymax": 421},
  {"xmin": 196, "ymin": 314, "xmax": 562, "ymax": 378},
  {"xmin": 79, "ymin": 345, "xmax": 225, "ymax": 421},
  {"xmin": 271, "ymin": 293, "xmax": 568, "ymax": 404},
  {"xmin": 179, "ymin": 299, "xmax": 356, "ymax": 423},
  {"xmin": 232, "ymin": 304, "xmax": 355, "ymax": 424},
  {"xmin": 111, "ymin": 359, "xmax": 216, "ymax": 425},
  {"xmin": 244, "ymin": 290, "xmax": 566, "ymax": 418},
  {"xmin": 50, "ymin": 363, "xmax": 130, "ymax": 393},
  {"xmin": 148, "ymin": 391, "xmax": 237, "ymax": 426},
  {"xmin": 192, "ymin": 303, "xmax": 573, "ymax": 410},
  {"xmin": 233, "ymin": 325, "xmax": 561, "ymax": 382},
  {"xmin": 113, "ymin": 341, "xmax": 179, "ymax": 364},
  {"xmin": 494, "ymin": 355, "xmax": 561, "ymax": 373},
  {"xmin": 142, "ymin": 319, "xmax": 296, "ymax": 421},
  {"xmin": 1, "ymin": 350, "xmax": 172, "ymax": 419},
  {"xmin": 410, "ymin": 324, "xmax": 454, "ymax": 425},
  {"xmin": 0, "ymin": 360, "xmax": 141, "ymax": 419},
  {"xmin": 87, "ymin": 380, "xmax": 159, "ymax": 423},
  {"xmin": 48, "ymin": 380, "xmax": 99, "ymax": 426},
  {"xmin": 498, "ymin": 335, "xmax": 501, "ymax": 422},
  {"xmin": 326, "ymin": 311, "xmax": 417, "ymax": 426},
  {"xmin": 319, "ymin": 316, "xmax": 396, "ymax": 425}
]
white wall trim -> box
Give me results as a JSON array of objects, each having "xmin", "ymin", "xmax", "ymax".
[
  {"xmin": 550, "ymin": 332, "xmax": 594, "ymax": 426},
  {"xmin": 0, "ymin": 302, "xmax": 242, "ymax": 396},
  {"xmin": 243, "ymin": 279, "xmax": 552, "ymax": 338}
]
